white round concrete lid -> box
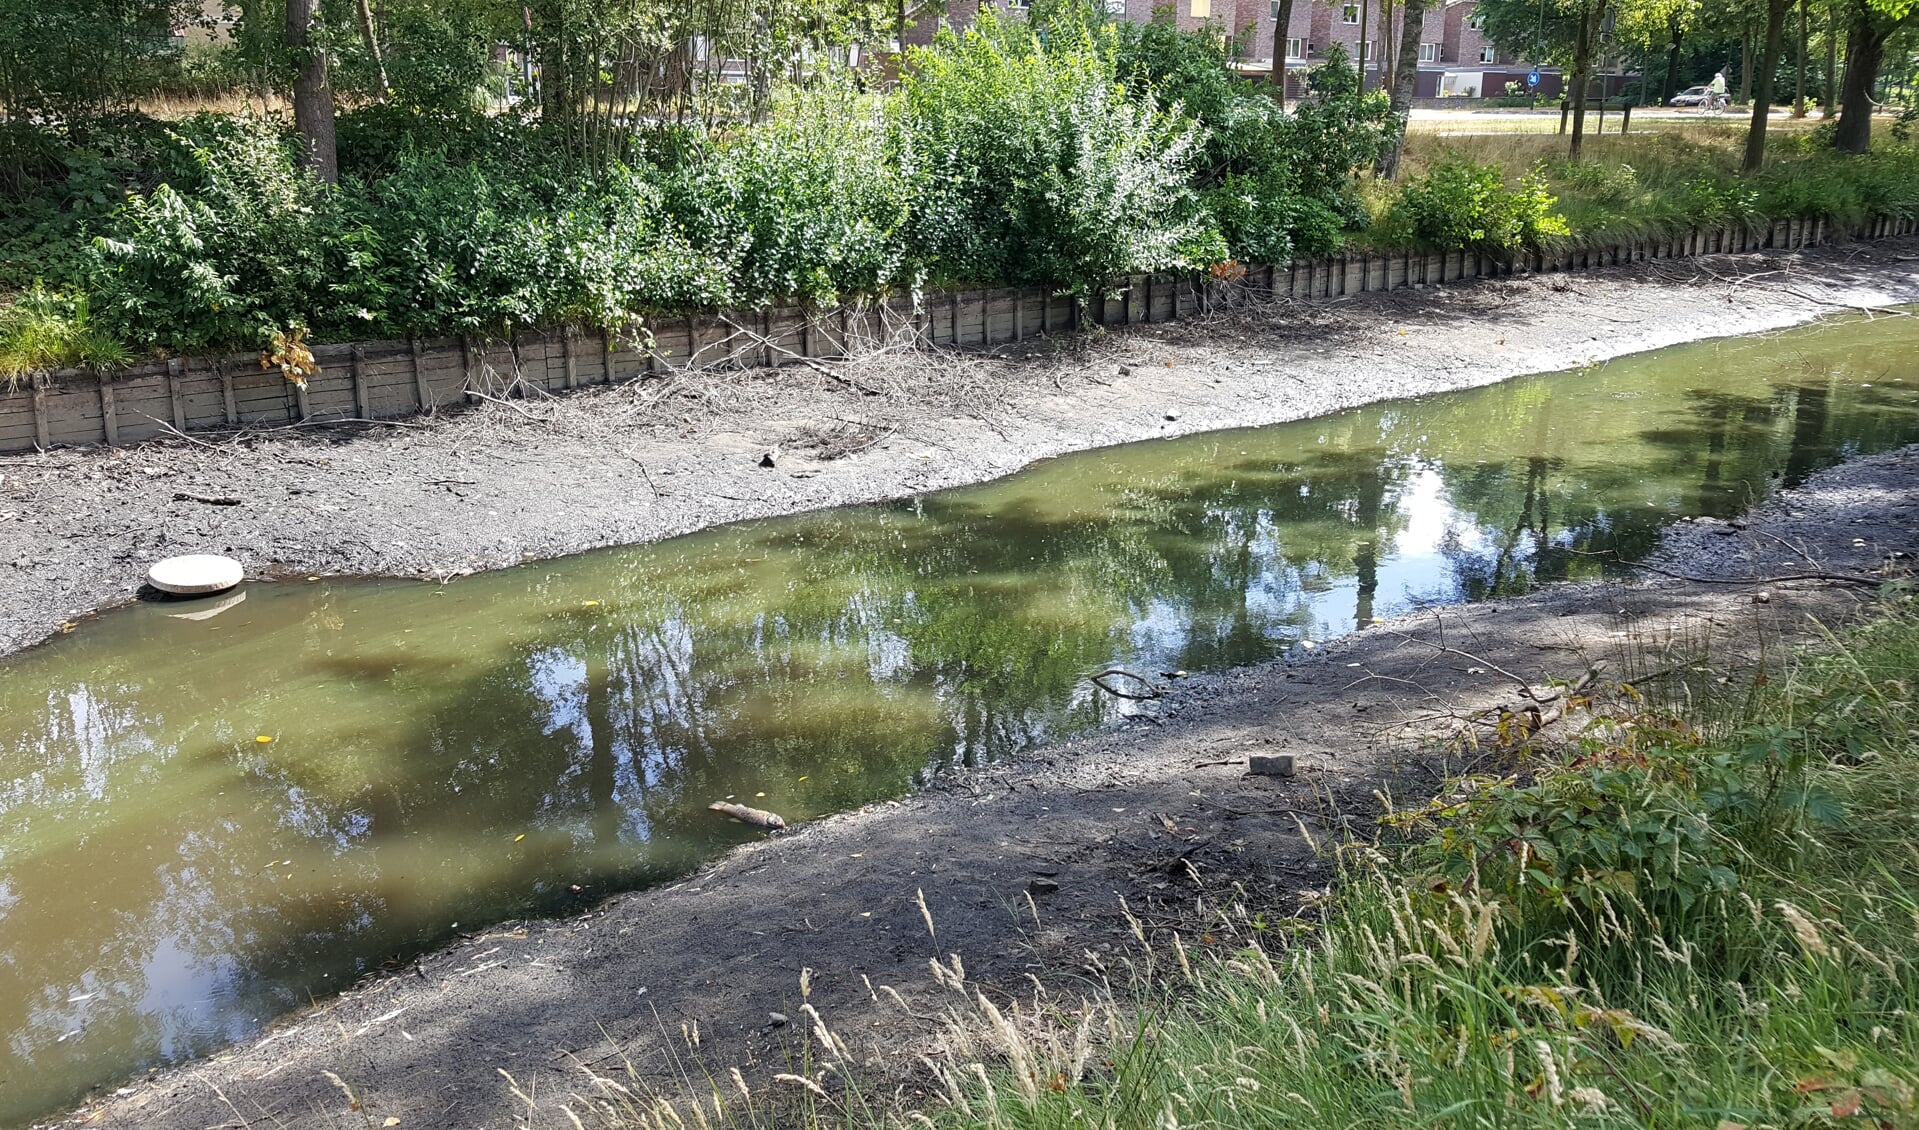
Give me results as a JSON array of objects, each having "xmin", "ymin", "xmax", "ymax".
[{"xmin": 148, "ymin": 554, "xmax": 245, "ymax": 595}]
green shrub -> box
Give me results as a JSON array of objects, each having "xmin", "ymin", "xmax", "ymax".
[
  {"xmin": 1385, "ymin": 156, "xmax": 1568, "ymax": 254},
  {"xmin": 89, "ymin": 115, "xmax": 344, "ymax": 351},
  {"xmin": 1203, "ymin": 176, "xmax": 1346, "ymax": 261},
  {"xmin": 1399, "ymin": 720, "xmax": 1839, "ymax": 931},
  {"xmin": 344, "ymin": 154, "xmax": 728, "ymax": 332},
  {"xmin": 1114, "ymin": 9, "xmax": 1274, "ymax": 185},
  {"xmin": 380, "ymin": 2, "xmax": 494, "ymax": 113},
  {"xmin": 901, "ymin": 9, "xmax": 1220, "ymax": 291},
  {"xmin": 1683, "ymin": 175, "xmax": 1761, "ymax": 227},
  {"xmin": 668, "ymin": 82, "xmax": 911, "ymax": 305},
  {"xmin": 1115, "ymin": 34, "xmax": 1388, "ymax": 263}
]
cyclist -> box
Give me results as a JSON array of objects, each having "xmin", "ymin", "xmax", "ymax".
[{"xmin": 1706, "ymin": 70, "xmax": 1728, "ymax": 113}]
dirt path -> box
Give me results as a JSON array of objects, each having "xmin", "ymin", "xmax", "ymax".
[
  {"xmin": 12, "ymin": 241, "xmax": 1919, "ymax": 1129},
  {"xmin": 4, "ymin": 240, "xmax": 1917, "ymax": 658}
]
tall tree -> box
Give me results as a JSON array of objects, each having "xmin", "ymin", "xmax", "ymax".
[
  {"xmin": 1743, "ymin": 0, "xmax": 1789, "ymax": 169},
  {"xmin": 1375, "ymin": 0, "xmax": 1426, "ymax": 178},
  {"xmin": 1613, "ymin": 0, "xmax": 1698, "ymax": 105},
  {"xmin": 1793, "ymin": 0, "xmax": 1808, "ymax": 113},
  {"xmin": 285, "ymin": 0, "xmax": 338, "ymax": 182},
  {"xmin": 1824, "ymin": 0, "xmax": 1838, "ymax": 114},
  {"xmin": 1270, "ymin": 0, "xmax": 1297, "ymax": 98},
  {"xmin": 1832, "ymin": 0, "xmax": 1918, "ymax": 151},
  {"xmin": 1358, "ymin": 0, "xmax": 1371, "ymax": 88},
  {"xmin": 1664, "ymin": 13, "xmax": 1687, "ymax": 98},
  {"xmin": 1565, "ymin": 0, "xmax": 1609, "ymax": 159},
  {"xmin": 354, "ymin": 0, "xmax": 391, "ymax": 99}
]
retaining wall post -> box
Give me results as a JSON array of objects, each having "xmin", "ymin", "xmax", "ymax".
[
  {"xmin": 167, "ymin": 362, "xmax": 188, "ymax": 431},
  {"xmin": 31, "ymin": 374, "xmax": 50, "ymax": 449},
  {"xmin": 350, "ymin": 347, "xmax": 370, "ymax": 418},
  {"xmin": 99, "ymin": 379, "xmax": 119, "ymax": 445}
]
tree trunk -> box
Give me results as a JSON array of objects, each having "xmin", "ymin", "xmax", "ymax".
[
  {"xmin": 1743, "ymin": 0, "xmax": 1788, "ymax": 171},
  {"xmin": 285, "ymin": 0, "xmax": 338, "ymax": 183},
  {"xmin": 1792, "ymin": 0, "xmax": 1808, "ymax": 115},
  {"xmin": 1270, "ymin": 0, "xmax": 1296, "ymax": 100},
  {"xmin": 1381, "ymin": 0, "xmax": 1399, "ymax": 92},
  {"xmin": 1358, "ymin": 0, "xmax": 1370, "ymax": 90},
  {"xmin": 1567, "ymin": 1, "xmax": 1604, "ymax": 160},
  {"xmin": 1832, "ymin": 2, "xmax": 1887, "ymax": 152},
  {"xmin": 1663, "ymin": 18, "xmax": 1683, "ymax": 102},
  {"xmin": 1824, "ymin": 0, "xmax": 1838, "ymax": 116},
  {"xmin": 1740, "ymin": 24, "xmax": 1754, "ymax": 101},
  {"xmin": 1375, "ymin": 0, "xmax": 1427, "ymax": 179},
  {"xmin": 354, "ymin": 0, "xmax": 390, "ymax": 101}
]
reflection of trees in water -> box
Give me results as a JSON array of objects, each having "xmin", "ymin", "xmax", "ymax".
[
  {"xmin": 1434, "ymin": 371, "xmax": 1914, "ymax": 598},
  {"xmin": 0, "ymin": 431, "xmax": 1439, "ymax": 1118},
  {"xmin": 10, "ymin": 321, "xmax": 1919, "ymax": 1127}
]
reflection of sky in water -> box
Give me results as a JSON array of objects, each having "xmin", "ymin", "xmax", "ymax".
[
  {"xmin": 1123, "ymin": 463, "xmax": 1494, "ymax": 660},
  {"xmin": 4, "ymin": 313, "xmax": 1919, "ymax": 1128}
]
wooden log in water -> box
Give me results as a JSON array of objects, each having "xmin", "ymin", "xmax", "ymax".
[{"xmin": 708, "ymin": 801, "xmax": 788, "ymax": 831}]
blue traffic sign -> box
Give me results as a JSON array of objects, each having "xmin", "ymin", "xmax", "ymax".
[{"xmin": 1526, "ymin": 69, "xmax": 1541, "ymax": 86}]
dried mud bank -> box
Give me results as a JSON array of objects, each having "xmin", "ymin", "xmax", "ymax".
[
  {"xmin": 65, "ymin": 443, "xmax": 1919, "ymax": 1130},
  {"xmin": 4, "ymin": 238, "xmax": 1919, "ymax": 659}
]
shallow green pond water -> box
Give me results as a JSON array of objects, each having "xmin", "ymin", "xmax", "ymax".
[{"xmin": 3, "ymin": 312, "xmax": 1918, "ymax": 1124}]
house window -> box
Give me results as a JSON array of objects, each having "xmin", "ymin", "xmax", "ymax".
[
  {"xmin": 1286, "ymin": 36, "xmax": 1303, "ymax": 57},
  {"xmin": 1478, "ymin": 44, "xmax": 1496, "ymax": 62},
  {"xmin": 1340, "ymin": 3, "xmax": 1359, "ymax": 22},
  {"xmin": 1468, "ymin": 12, "xmax": 1486, "ymax": 29},
  {"xmin": 1191, "ymin": 0, "xmax": 1211, "ymax": 15},
  {"xmin": 1106, "ymin": 0, "xmax": 1126, "ymax": 11},
  {"xmin": 1358, "ymin": 39, "xmax": 1372, "ymax": 60},
  {"xmin": 1419, "ymin": 41, "xmax": 1437, "ymax": 61}
]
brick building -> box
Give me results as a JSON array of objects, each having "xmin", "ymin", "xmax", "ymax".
[{"xmin": 924, "ymin": 0, "xmax": 1613, "ymax": 101}]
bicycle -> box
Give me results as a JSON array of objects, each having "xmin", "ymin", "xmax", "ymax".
[{"xmin": 1704, "ymin": 92, "xmax": 1729, "ymax": 115}]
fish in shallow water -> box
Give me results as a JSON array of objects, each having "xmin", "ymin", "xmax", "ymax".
[{"xmin": 708, "ymin": 801, "xmax": 788, "ymax": 831}]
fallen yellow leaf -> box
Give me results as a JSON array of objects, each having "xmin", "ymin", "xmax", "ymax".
[
  {"xmin": 255, "ymin": 735, "xmax": 273, "ymax": 743},
  {"xmin": 383, "ymin": 1119, "xmax": 401, "ymax": 1128},
  {"xmin": 514, "ymin": 833, "xmax": 526, "ymax": 842}
]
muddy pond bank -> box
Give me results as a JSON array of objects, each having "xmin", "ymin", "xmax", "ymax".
[
  {"xmin": 11, "ymin": 239, "xmax": 1919, "ymax": 1128},
  {"xmin": 60, "ymin": 439, "xmax": 1919, "ymax": 1130},
  {"xmin": 4, "ymin": 239, "xmax": 1919, "ymax": 659}
]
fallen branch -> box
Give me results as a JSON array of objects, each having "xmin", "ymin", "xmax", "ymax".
[
  {"xmin": 1089, "ymin": 668, "xmax": 1161, "ymax": 700},
  {"xmin": 465, "ymin": 388, "xmax": 558, "ymax": 422},
  {"xmin": 715, "ymin": 315, "xmax": 888, "ymax": 396},
  {"xmin": 1628, "ymin": 559, "xmax": 1889, "ymax": 587},
  {"xmin": 1379, "ymin": 627, "xmax": 1535, "ymax": 693},
  {"xmin": 172, "ymin": 491, "xmax": 242, "ymax": 506}
]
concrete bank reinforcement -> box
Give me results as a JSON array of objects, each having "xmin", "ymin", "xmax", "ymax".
[{"xmin": 3, "ymin": 214, "xmax": 1910, "ymax": 455}]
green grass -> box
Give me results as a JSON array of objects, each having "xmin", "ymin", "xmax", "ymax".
[
  {"xmin": 919, "ymin": 592, "xmax": 1919, "ymax": 1128},
  {"xmin": 1372, "ymin": 120, "xmax": 1919, "ymax": 253},
  {"xmin": 0, "ymin": 282, "xmax": 131, "ymax": 383}
]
